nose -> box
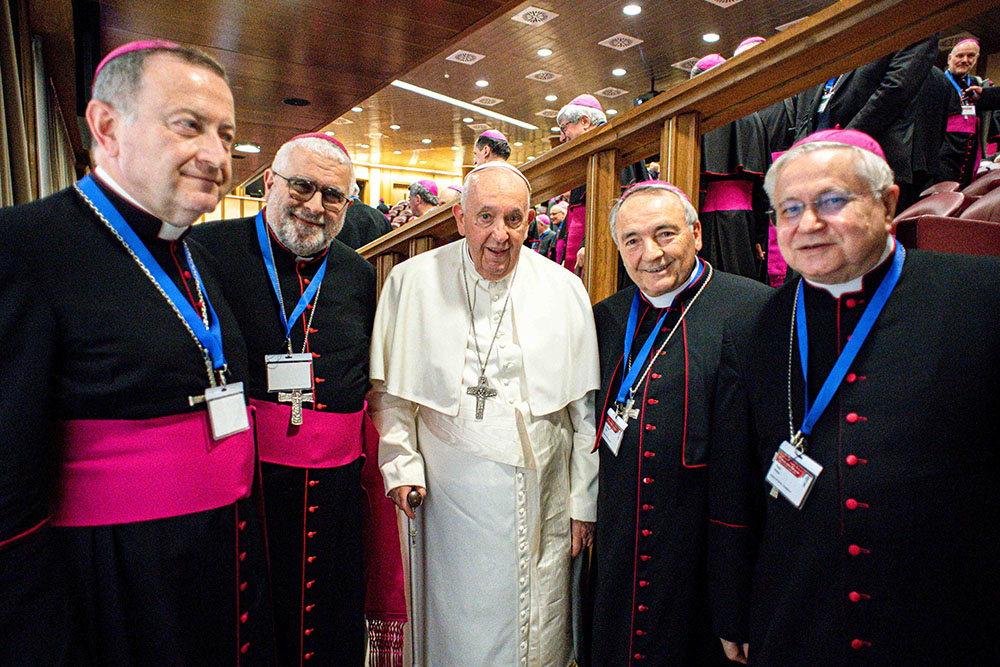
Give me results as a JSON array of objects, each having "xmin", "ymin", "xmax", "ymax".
[
  {"xmin": 489, "ymin": 220, "xmax": 510, "ymax": 243},
  {"xmin": 796, "ymin": 204, "xmax": 826, "ymax": 233},
  {"xmin": 302, "ymin": 189, "xmax": 326, "ymax": 216},
  {"xmin": 641, "ymin": 235, "xmax": 664, "ymax": 261},
  {"xmin": 195, "ymin": 133, "xmax": 230, "ymax": 179}
]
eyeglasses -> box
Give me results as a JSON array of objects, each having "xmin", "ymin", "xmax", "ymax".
[
  {"xmin": 272, "ymin": 171, "xmax": 349, "ymax": 211},
  {"xmin": 769, "ymin": 189, "xmax": 880, "ymax": 226}
]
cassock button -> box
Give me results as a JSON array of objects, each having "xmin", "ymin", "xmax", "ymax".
[
  {"xmin": 306, "ymin": 580, "xmax": 315, "ymax": 588},
  {"xmin": 304, "ymin": 628, "xmax": 314, "ymax": 636},
  {"xmin": 240, "ymin": 581, "xmax": 247, "ymax": 591},
  {"xmin": 641, "ymin": 529, "xmax": 653, "ymax": 536},
  {"xmin": 845, "ymin": 498, "xmax": 859, "ymax": 510},
  {"xmin": 311, "ymin": 352, "xmax": 321, "ymax": 358},
  {"xmin": 315, "ymin": 377, "xmax": 325, "ymax": 383},
  {"xmin": 637, "ymin": 605, "xmax": 648, "ymax": 611},
  {"xmin": 307, "ymin": 556, "xmax": 317, "ymax": 563},
  {"xmin": 846, "ymin": 373, "xmax": 857, "ymax": 383},
  {"xmin": 643, "ymin": 477, "xmax": 654, "ymax": 484},
  {"xmin": 307, "ymin": 531, "xmax": 317, "ymax": 538},
  {"xmin": 240, "ymin": 612, "xmax": 248, "ymax": 624},
  {"xmin": 306, "ymin": 604, "xmax": 315, "ymax": 612},
  {"xmin": 845, "ymin": 455, "xmax": 858, "ymax": 466},
  {"xmin": 848, "ymin": 544, "xmax": 868, "ymax": 556},
  {"xmin": 849, "ymin": 591, "xmax": 862, "ymax": 603},
  {"xmin": 309, "ymin": 327, "xmax": 318, "ymax": 334},
  {"xmin": 636, "ymin": 630, "xmax": 645, "ymax": 636},
  {"xmin": 642, "ymin": 504, "xmax": 653, "ymax": 511},
  {"xmin": 850, "ymin": 639, "xmax": 870, "ymax": 650},
  {"xmin": 304, "ymin": 652, "xmax": 314, "ymax": 660},
  {"xmin": 644, "ymin": 451, "xmax": 656, "ymax": 458},
  {"xmin": 239, "ymin": 551, "xmax": 246, "ymax": 561},
  {"xmin": 846, "ymin": 412, "xmax": 859, "ymax": 423},
  {"xmin": 306, "ymin": 303, "xmax": 314, "ymax": 310},
  {"xmin": 238, "ymin": 521, "xmax": 246, "ymax": 531},
  {"xmin": 647, "ymin": 398, "xmax": 658, "ymax": 405},
  {"xmin": 846, "ymin": 298, "xmax": 857, "ymax": 308},
  {"xmin": 309, "ymin": 480, "xmax": 319, "ymax": 486},
  {"xmin": 303, "ymin": 278, "xmax": 310, "ymax": 285},
  {"xmin": 635, "ymin": 655, "xmax": 646, "ymax": 660},
  {"xmin": 183, "ymin": 270, "xmax": 192, "ymax": 279},
  {"xmin": 308, "ymin": 505, "xmax": 318, "ymax": 513},
  {"xmin": 241, "ymin": 643, "xmax": 250, "ymax": 654},
  {"xmin": 650, "ymin": 373, "xmax": 662, "ymax": 380},
  {"xmin": 644, "ymin": 423, "xmax": 656, "ymax": 431},
  {"xmin": 640, "ymin": 555, "xmax": 651, "ymax": 561},
  {"xmin": 639, "ymin": 580, "xmax": 649, "ymax": 587}
]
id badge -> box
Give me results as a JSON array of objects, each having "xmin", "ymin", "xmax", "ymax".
[
  {"xmin": 600, "ymin": 408, "xmax": 628, "ymax": 456},
  {"xmin": 265, "ymin": 353, "xmax": 313, "ymax": 392},
  {"xmin": 962, "ymin": 104, "xmax": 976, "ymax": 117},
  {"xmin": 205, "ymin": 382, "xmax": 250, "ymax": 441},
  {"xmin": 765, "ymin": 441, "xmax": 823, "ymax": 509}
]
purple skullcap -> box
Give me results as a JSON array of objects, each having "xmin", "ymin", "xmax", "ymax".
[
  {"xmin": 93, "ymin": 40, "xmax": 182, "ymax": 81},
  {"xmin": 620, "ymin": 179, "xmax": 693, "ymax": 206},
  {"xmin": 448, "ymin": 185, "xmax": 463, "ymax": 193},
  {"xmin": 479, "ymin": 129, "xmax": 508, "ymax": 142},
  {"xmin": 734, "ymin": 36, "xmax": 766, "ymax": 57},
  {"xmin": 568, "ymin": 94, "xmax": 603, "ymax": 111},
  {"xmin": 550, "ymin": 200, "xmax": 568, "ymax": 213},
  {"xmin": 291, "ymin": 133, "xmax": 351, "ymax": 159},
  {"xmin": 537, "ymin": 214, "xmax": 551, "ymax": 226},
  {"xmin": 953, "ymin": 38, "xmax": 980, "ymax": 50},
  {"xmin": 790, "ymin": 128, "xmax": 886, "ymax": 160},
  {"xmin": 694, "ymin": 54, "xmax": 726, "ymax": 72},
  {"xmin": 417, "ymin": 179, "xmax": 438, "ymax": 197}
]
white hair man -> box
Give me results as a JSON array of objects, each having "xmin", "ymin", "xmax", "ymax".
[
  {"xmin": 0, "ymin": 40, "xmax": 277, "ymax": 664},
  {"xmin": 710, "ymin": 128, "xmax": 1000, "ymax": 665},
  {"xmin": 370, "ymin": 161, "xmax": 600, "ymax": 665},
  {"xmin": 407, "ymin": 179, "xmax": 439, "ymax": 218},
  {"xmin": 938, "ymin": 38, "xmax": 1000, "ymax": 186},
  {"xmin": 590, "ymin": 180, "xmax": 770, "ymax": 665},
  {"xmin": 192, "ymin": 133, "xmax": 405, "ymax": 666}
]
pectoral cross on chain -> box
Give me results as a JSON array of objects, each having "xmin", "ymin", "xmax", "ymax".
[
  {"xmin": 466, "ymin": 374, "xmax": 498, "ymax": 420},
  {"xmin": 278, "ymin": 389, "xmax": 314, "ymax": 426}
]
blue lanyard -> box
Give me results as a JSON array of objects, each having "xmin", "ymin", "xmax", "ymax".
[
  {"xmin": 77, "ymin": 175, "xmax": 227, "ymax": 370},
  {"xmin": 254, "ymin": 211, "xmax": 329, "ymax": 341},
  {"xmin": 616, "ymin": 259, "xmax": 703, "ymax": 404},
  {"xmin": 795, "ymin": 246, "xmax": 904, "ymax": 436},
  {"xmin": 944, "ymin": 70, "xmax": 970, "ymax": 100}
]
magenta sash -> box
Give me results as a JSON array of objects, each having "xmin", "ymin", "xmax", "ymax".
[
  {"xmin": 251, "ymin": 399, "xmax": 364, "ymax": 469},
  {"xmin": 53, "ymin": 410, "xmax": 254, "ymax": 527},
  {"xmin": 947, "ymin": 113, "xmax": 977, "ymax": 134},
  {"xmin": 767, "ymin": 225, "xmax": 787, "ymax": 286},
  {"xmin": 702, "ymin": 180, "xmax": 753, "ymax": 212}
]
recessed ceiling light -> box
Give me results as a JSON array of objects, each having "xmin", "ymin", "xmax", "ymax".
[
  {"xmin": 526, "ymin": 156, "xmax": 535, "ymax": 161},
  {"xmin": 444, "ymin": 73, "xmax": 450, "ymax": 78},
  {"xmin": 550, "ymin": 126, "xmax": 561, "ymax": 133},
  {"xmin": 475, "ymin": 80, "xmax": 489, "ymax": 87},
  {"xmin": 537, "ymin": 47, "xmax": 553, "ymax": 57},
  {"xmin": 283, "ymin": 97, "xmax": 310, "ymax": 106},
  {"xmin": 421, "ymin": 138, "xmax": 432, "ymax": 144},
  {"xmin": 703, "ymin": 33, "xmax": 720, "ymax": 43},
  {"xmin": 607, "ymin": 109, "xmax": 619, "ymax": 115},
  {"xmin": 233, "ymin": 142, "xmax": 260, "ymax": 154},
  {"xmin": 612, "ymin": 68, "xmax": 627, "ymax": 76},
  {"xmin": 324, "ymin": 131, "xmax": 336, "ymax": 136},
  {"xmin": 360, "ymin": 143, "xmax": 370, "ymax": 148},
  {"xmin": 514, "ymin": 141, "xmax": 523, "ymax": 147},
  {"xmin": 351, "ymin": 106, "xmax": 363, "ymax": 112},
  {"xmin": 451, "ymin": 146, "xmax": 461, "ymax": 151},
  {"xmin": 623, "ymin": 4, "xmax": 642, "ymax": 16},
  {"xmin": 393, "ymin": 150, "xmax": 402, "ymax": 155},
  {"xmin": 419, "ymin": 160, "xmax": 427, "ymax": 164},
  {"xmin": 463, "ymin": 117, "xmax": 474, "ymax": 123},
  {"xmin": 545, "ymin": 94, "xmax": 558, "ymax": 102},
  {"xmin": 389, "ymin": 124, "xmax": 401, "ymax": 130}
]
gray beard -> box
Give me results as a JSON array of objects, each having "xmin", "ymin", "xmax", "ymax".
[{"xmin": 271, "ymin": 209, "xmax": 339, "ymax": 256}]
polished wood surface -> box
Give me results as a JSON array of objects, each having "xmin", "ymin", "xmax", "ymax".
[
  {"xmin": 662, "ymin": 113, "xmax": 701, "ymax": 208},
  {"xmin": 583, "ymin": 149, "xmax": 620, "ymax": 305}
]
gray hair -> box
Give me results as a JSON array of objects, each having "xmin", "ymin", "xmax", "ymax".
[
  {"xmin": 92, "ymin": 46, "xmax": 227, "ymax": 119},
  {"xmin": 608, "ymin": 183, "xmax": 698, "ymax": 245},
  {"xmin": 272, "ymin": 136, "xmax": 357, "ymax": 195},
  {"xmin": 556, "ymin": 103, "xmax": 607, "ymax": 128},
  {"xmin": 408, "ymin": 182, "xmax": 439, "ymax": 206},
  {"xmin": 764, "ymin": 141, "xmax": 895, "ymax": 203}
]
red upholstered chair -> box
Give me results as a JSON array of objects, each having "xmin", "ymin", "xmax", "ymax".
[
  {"xmin": 892, "ymin": 191, "xmax": 966, "ymax": 225},
  {"xmin": 919, "ymin": 181, "xmax": 960, "ymax": 198},
  {"xmin": 961, "ymin": 170, "xmax": 1000, "ymax": 197},
  {"xmin": 894, "ymin": 217, "xmax": 1000, "ymax": 256},
  {"xmin": 960, "ymin": 187, "xmax": 1000, "ymax": 223}
]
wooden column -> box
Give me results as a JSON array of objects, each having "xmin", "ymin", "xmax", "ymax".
[
  {"xmin": 583, "ymin": 148, "xmax": 620, "ymax": 305},
  {"xmin": 407, "ymin": 236, "xmax": 434, "ymax": 256},
  {"xmin": 661, "ymin": 112, "xmax": 701, "ymax": 207},
  {"xmin": 374, "ymin": 252, "xmax": 403, "ymax": 298}
]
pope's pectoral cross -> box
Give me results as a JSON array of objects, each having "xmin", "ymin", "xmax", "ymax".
[
  {"xmin": 278, "ymin": 389, "xmax": 314, "ymax": 426},
  {"xmin": 467, "ymin": 374, "xmax": 498, "ymax": 420}
]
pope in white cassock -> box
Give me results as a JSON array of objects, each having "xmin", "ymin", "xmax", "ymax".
[{"xmin": 369, "ymin": 161, "xmax": 600, "ymax": 667}]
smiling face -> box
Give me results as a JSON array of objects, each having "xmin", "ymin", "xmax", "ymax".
[
  {"xmin": 263, "ymin": 145, "xmax": 353, "ymax": 256},
  {"xmin": 773, "ymin": 148, "xmax": 898, "ymax": 284},
  {"xmin": 454, "ymin": 168, "xmax": 532, "ymax": 281},
  {"xmin": 99, "ymin": 53, "xmax": 235, "ymax": 226},
  {"xmin": 615, "ymin": 191, "xmax": 702, "ymax": 297},
  {"xmin": 947, "ymin": 42, "xmax": 980, "ymax": 77}
]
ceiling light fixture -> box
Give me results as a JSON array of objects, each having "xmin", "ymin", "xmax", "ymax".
[
  {"xmin": 451, "ymin": 146, "xmax": 461, "ymax": 151},
  {"xmin": 612, "ymin": 68, "xmax": 627, "ymax": 76},
  {"xmin": 623, "ymin": 4, "xmax": 641, "ymax": 15},
  {"xmin": 282, "ymin": 97, "xmax": 310, "ymax": 106},
  {"xmin": 475, "ymin": 79, "xmax": 489, "ymax": 87},
  {"xmin": 391, "ymin": 80, "xmax": 539, "ymax": 130},
  {"xmin": 351, "ymin": 106, "xmax": 363, "ymax": 112},
  {"xmin": 393, "ymin": 150, "xmax": 402, "ymax": 155},
  {"xmin": 607, "ymin": 109, "xmax": 619, "ymax": 115},
  {"xmin": 703, "ymin": 32, "xmax": 720, "ymax": 43},
  {"xmin": 421, "ymin": 138, "xmax": 432, "ymax": 144},
  {"xmin": 550, "ymin": 126, "xmax": 560, "ymax": 133},
  {"xmin": 462, "ymin": 117, "xmax": 474, "ymax": 123},
  {"xmin": 233, "ymin": 142, "xmax": 261, "ymax": 154},
  {"xmin": 526, "ymin": 156, "xmax": 535, "ymax": 161},
  {"xmin": 389, "ymin": 124, "xmax": 401, "ymax": 130},
  {"xmin": 545, "ymin": 94, "xmax": 558, "ymax": 102},
  {"xmin": 419, "ymin": 160, "xmax": 427, "ymax": 164},
  {"xmin": 514, "ymin": 141, "xmax": 523, "ymax": 147},
  {"xmin": 360, "ymin": 143, "xmax": 370, "ymax": 148},
  {"xmin": 324, "ymin": 131, "xmax": 336, "ymax": 137},
  {"xmin": 537, "ymin": 47, "xmax": 553, "ymax": 57}
]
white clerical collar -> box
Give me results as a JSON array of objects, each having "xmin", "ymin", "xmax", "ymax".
[
  {"xmin": 94, "ymin": 166, "xmax": 186, "ymax": 241},
  {"xmin": 640, "ymin": 259, "xmax": 701, "ymax": 309},
  {"xmin": 805, "ymin": 236, "xmax": 895, "ymax": 298},
  {"xmin": 463, "ymin": 240, "xmax": 512, "ymax": 289}
]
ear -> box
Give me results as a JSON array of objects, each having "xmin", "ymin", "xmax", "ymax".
[
  {"xmin": 453, "ymin": 202, "xmax": 467, "ymax": 237},
  {"xmin": 580, "ymin": 117, "xmax": 593, "ymax": 131},
  {"xmin": 881, "ymin": 184, "xmax": 900, "ymax": 226},
  {"xmin": 263, "ymin": 169, "xmax": 275, "ymax": 196},
  {"xmin": 691, "ymin": 220, "xmax": 704, "ymax": 252},
  {"xmin": 526, "ymin": 208, "xmax": 536, "ymax": 227},
  {"xmin": 85, "ymin": 99, "xmax": 123, "ymax": 158}
]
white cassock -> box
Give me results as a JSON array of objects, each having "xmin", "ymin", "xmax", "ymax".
[{"xmin": 369, "ymin": 239, "xmax": 599, "ymax": 667}]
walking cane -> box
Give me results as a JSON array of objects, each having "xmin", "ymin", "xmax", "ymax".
[{"xmin": 406, "ymin": 489, "xmax": 424, "ymax": 667}]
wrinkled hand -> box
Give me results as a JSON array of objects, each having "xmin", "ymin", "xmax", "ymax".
[
  {"xmin": 574, "ymin": 246, "xmax": 586, "ymax": 275},
  {"xmin": 388, "ymin": 485, "xmax": 426, "ymax": 520},
  {"xmin": 571, "ymin": 519, "xmax": 595, "ymax": 557},
  {"xmin": 720, "ymin": 638, "xmax": 749, "ymax": 664},
  {"xmin": 964, "ymin": 85, "xmax": 983, "ymax": 102}
]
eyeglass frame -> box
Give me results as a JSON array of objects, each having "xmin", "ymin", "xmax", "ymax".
[
  {"xmin": 271, "ymin": 171, "xmax": 350, "ymax": 212},
  {"xmin": 768, "ymin": 188, "xmax": 883, "ymax": 227}
]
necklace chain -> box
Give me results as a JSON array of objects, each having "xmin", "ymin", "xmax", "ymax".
[
  {"xmin": 460, "ymin": 243, "xmax": 517, "ymax": 380},
  {"xmin": 266, "ymin": 251, "xmax": 323, "ymax": 355}
]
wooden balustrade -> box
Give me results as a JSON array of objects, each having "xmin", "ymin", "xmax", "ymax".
[{"xmin": 360, "ymin": 0, "xmax": 996, "ymax": 303}]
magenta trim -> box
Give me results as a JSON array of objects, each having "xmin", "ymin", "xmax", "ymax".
[
  {"xmin": 767, "ymin": 225, "xmax": 787, "ymax": 279},
  {"xmin": 563, "ymin": 204, "xmax": 586, "ymax": 271},
  {"xmin": 53, "ymin": 411, "xmax": 254, "ymax": 527},
  {"xmin": 702, "ymin": 180, "xmax": 752, "ymax": 212},
  {"xmin": 947, "ymin": 114, "xmax": 977, "ymax": 134},
  {"xmin": 252, "ymin": 399, "xmax": 364, "ymax": 469}
]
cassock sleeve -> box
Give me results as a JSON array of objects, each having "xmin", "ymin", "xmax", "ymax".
[
  {"xmin": 368, "ymin": 380, "xmax": 426, "ymax": 493},
  {"xmin": 566, "ymin": 390, "xmax": 598, "ymax": 522},
  {"xmin": 978, "ymin": 86, "xmax": 1000, "ymax": 111},
  {"xmin": 708, "ymin": 325, "xmax": 764, "ymax": 645}
]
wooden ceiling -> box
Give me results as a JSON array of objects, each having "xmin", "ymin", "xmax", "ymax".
[{"xmin": 79, "ymin": 0, "xmax": 999, "ymax": 187}]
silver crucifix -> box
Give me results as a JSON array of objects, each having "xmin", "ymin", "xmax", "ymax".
[
  {"xmin": 466, "ymin": 374, "xmax": 498, "ymax": 420},
  {"xmin": 278, "ymin": 389, "xmax": 314, "ymax": 426}
]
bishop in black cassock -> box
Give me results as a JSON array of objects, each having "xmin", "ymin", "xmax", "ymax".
[
  {"xmin": 590, "ymin": 181, "xmax": 770, "ymax": 667},
  {"xmin": 710, "ymin": 129, "xmax": 1000, "ymax": 665}
]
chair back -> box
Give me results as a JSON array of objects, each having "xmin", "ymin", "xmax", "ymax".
[{"xmin": 892, "ymin": 191, "xmax": 966, "ymax": 224}]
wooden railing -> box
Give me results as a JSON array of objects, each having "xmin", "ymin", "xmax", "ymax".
[{"xmin": 361, "ymin": 0, "xmax": 995, "ymax": 303}]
